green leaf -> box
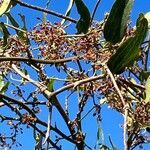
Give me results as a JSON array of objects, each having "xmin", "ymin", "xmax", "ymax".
[
  {"xmin": 104, "ymin": 0, "xmax": 133, "ymax": 44},
  {"xmin": 18, "ymin": 14, "xmax": 30, "ymax": 44},
  {"xmin": 108, "ymin": 136, "xmax": 117, "ymax": 150},
  {"xmin": 0, "ymin": 82, "xmax": 10, "ymax": 94},
  {"xmin": 75, "ymin": 0, "xmax": 91, "ymax": 33},
  {"xmin": 0, "ymin": 22, "xmax": 10, "ymax": 46},
  {"xmin": 144, "ymin": 76, "xmax": 150, "ymax": 103},
  {"xmin": 5, "ymin": 12, "xmax": 19, "ymax": 34},
  {"xmin": 42, "ymin": 0, "xmax": 51, "ymax": 23},
  {"xmin": 0, "ymin": 74, "xmax": 9, "ymax": 94},
  {"xmin": 100, "ymin": 144, "xmax": 111, "ymax": 150},
  {"xmin": 139, "ymin": 71, "xmax": 150, "ymax": 82},
  {"xmin": 107, "ymin": 14, "xmax": 148, "ymax": 74},
  {"xmin": 61, "ymin": 0, "xmax": 74, "ymax": 24},
  {"xmin": 0, "ymin": 0, "xmax": 11, "ymax": 16},
  {"xmin": 47, "ymin": 78, "xmax": 55, "ymax": 92},
  {"xmin": 145, "ymin": 12, "xmax": 150, "ymax": 28},
  {"xmin": 0, "ymin": 74, "xmax": 5, "ymax": 91},
  {"xmin": 6, "ymin": 13, "xmax": 29, "ymax": 44},
  {"xmin": 97, "ymin": 127, "xmax": 101, "ymax": 141},
  {"xmin": 35, "ymin": 133, "xmax": 43, "ymax": 149}
]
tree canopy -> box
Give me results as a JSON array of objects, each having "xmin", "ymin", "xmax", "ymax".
[{"xmin": 0, "ymin": 0, "xmax": 150, "ymax": 150}]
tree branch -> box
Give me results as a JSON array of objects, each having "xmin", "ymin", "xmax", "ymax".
[
  {"xmin": 14, "ymin": 0, "xmax": 77, "ymax": 23},
  {"xmin": 47, "ymin": 74, "xmax": 106, "ymax": 99},
  {"xmin": 104, "ymin": 65, "xmax": 128, "ymax": 150},
  {"xmin": 11, "ymin": 64, "xmax": 76, "ymax": 141},
  {"xmin": 0, "ymin": 56, "xmax": 79, "ymax": 64},
  {"xmin": 91, "ymin": 0, "xmax": 102, "ymax": 22},
  {"xmin": 0, "ymin": 93, "xmax": 76, "ymax": 144}
]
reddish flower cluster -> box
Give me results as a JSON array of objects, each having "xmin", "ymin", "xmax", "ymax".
[
  {"xmin": 21, "ymin": 113, "xmax": 37, "ymax": 125},
  {"xmin": 135, "ymin": 102, "xmax": 150, "ymax": 126},
  {"xmin": 30, "ymin": 22, "xmax": 70, "ymax": 60},
  {"xmin": 0, "ymin": 37, "xmax": 28, "ymax": 72}
]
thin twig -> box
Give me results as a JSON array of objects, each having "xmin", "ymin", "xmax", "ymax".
[
  {"xmin": 12, "ymin": 64, "xmax": 47, "ymax": 92},
  {"xmin": 80, "ymin": 106, "xmax": 95, "ymax": 121},
  {"xmin": 91, "ymin": 0, "xmax": 102, "ymax": 22},
  {"xmin": 103, "ymin": 64, "xmax": 128, "ymax": 150},
  {"xmin": 47, "ymin": 74, "xmax": 105, "ymax": 99},
  {"xmin": 43, "ymin": 105, "xmax": 53, "ymax": 145},
  {"xmin": 104, "ymin": 65, "xmax": 125, "ymax": 105},
  {"xmin": 11, "ymin": 65, "xmax": 76, "ymax": 139},
  {"xmin": 0, "ymin": 94, "xmax": 76, "ymax": 144},
  {"xmin": 14, "ymin": 0, "xmax": 77, "ymax": 23},
  {"xmin": 29, "ymin": 123, "xmax": 61, "ymax": 150},
  {"xmin": 0, "ymin": 56, "xmax": 80, "ymax": 64},
  {"xmin": 124, "ymin": 107, "xmax": 129, "ymax": 150},
  {"xmin": 4, "ymin": 23, "xmax": 26, "ymax": 33}
]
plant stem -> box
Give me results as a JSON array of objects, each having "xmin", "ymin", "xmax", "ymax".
[{"xmin": 14, "ymin": 0, "xmax": 77, "ymax": 23}]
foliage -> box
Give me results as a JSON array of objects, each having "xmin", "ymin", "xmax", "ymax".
[{"xmin": 0, "ymin": 0, "xmax": 149, "ymax": 150}]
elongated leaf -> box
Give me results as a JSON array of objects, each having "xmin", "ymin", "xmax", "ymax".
[
  {"xmin": 61, "ymin": 0, "xmax": 74, "ymax": 24},
  {"xmin": 144, "ymin": 76, "xmax": 150, "ymax": 103},
  {"xmin": 0, "ymin": 74, "xmax": 9, "ymax": 94},
  {"xmin": 18, "ymin": 14, "xmax": 30, "ymax": 44},
  {"xmin": 0, "ymin": 82, "xmax": 10, "ymax": 94},
  {"xmin": 75, "ymin": 0, "xmax": 91, "ymax": 33},
  {"xmin": 104, "ymin": 0, "xmax": 133, "ymax": 44},
  {"xmin": 5, "ymin": 12, "xmax": 19, "ymax": 34},
  {"xmin": 108, "ymin": 136, "xmax": 117, "ymax": 150},
  {"xmin": 107, "ymin": 14, "xmax": 148, "ymax": 74},
  {"xmin": 100, "ymin": 144, "xmax": 110, "ymax": 150},
  {"xmin": 6, "ymin": 13, "xmax": 29, "ymax": 44},
  {"xmin": 43, "ymin": 0, "xmax": 51, "ymax": 22},
  {"xmin": 47, "ymin": 78, "xmax": 55, "ymax": 92},
  {"xmin": 145, "ymin": 12, "xmax": 150, "ymax": 28},
  {"xmin": 140, "ymin": 71, "xmax": 150, "ymax": 82},
  {"xmin": 0, "ymin": 0, "xmax": 11, "ymax": 16},
  {"xmin": 0, "ymin": 22, "xmax": 10, "ymax": 46},
  {"xmin": 0, "ymin": 74, "xmax": 4, "ymax": 92},
  {"xmin": 35, "ymin": 133, "xmax": 43, "ymax": 149}
]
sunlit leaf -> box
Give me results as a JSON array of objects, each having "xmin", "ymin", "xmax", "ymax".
[
  {"xmin": 0, "ymin": 82, "xmax": 10, "ymax": 94},
  {"xmin": 100, "ymin": 144, "xmax": 111, "ymax": 150},
  {"xmin": 0, "ymin": 0, "xmax": 11, "ymax": 16},
  {"xmin": 61, "ymin": 0, "xmax": 74, "ymax": 24},
  {"xmin": 0, "ymin": 74, "xmax": 9, "ymax": 94},
  {"xmin": 0, "ymin": 74, "xmax": 5, "ymax": 91},
  {"xmin": 47, "ymin": 78, "xmax": 55, "ymax": 92},
  {"xmin": 18, "ymin": 14, "xmax": 30, "ymax": 44},
  {"xmin": 144, "ymin": 76, "xmax": 150, "ymax": 103},
  {"xmin": 145, "ymin": 12, "xmax": 150, "ymax": 28}
]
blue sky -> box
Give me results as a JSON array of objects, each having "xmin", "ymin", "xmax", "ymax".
[{"xmin": 0, "ymin": 0, "xmax": 150, "ymax": 150}]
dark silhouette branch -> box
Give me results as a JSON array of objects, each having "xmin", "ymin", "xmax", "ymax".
[
  {"xmin": 0, "ymin": 94, "xmax": 76, "ymax": 144},
  {"xmin": 14, "ymin": 0, "xmax": 77, "ymax": 23}
]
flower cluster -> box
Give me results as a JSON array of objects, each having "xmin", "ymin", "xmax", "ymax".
[
  {"xmin": 29, "ymin": 21, "xmax": 109, "ymax": 64},
  {"xmin": 21, "ymin": 113, "xmax": 37, "ymax": 125},
  {"xmin": 30, "ymin": 22, "xmax": 70, "ymax": 60},
  {"xmin": 0, "ymin": 37, "xmax": 28, "ymax": 72},
  {"xmin": 135, "ymin": 102, "xmax": 150, "ymax": 127}
]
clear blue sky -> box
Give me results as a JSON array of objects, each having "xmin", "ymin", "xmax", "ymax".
[{"xmin": 0, "ymin": 0, "xmax": 150, "ymax": 150}]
